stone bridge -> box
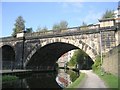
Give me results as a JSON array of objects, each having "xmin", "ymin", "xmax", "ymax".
[{"xmin": 1, "ymin": 26, "xmax": 120, "ymax": 69}]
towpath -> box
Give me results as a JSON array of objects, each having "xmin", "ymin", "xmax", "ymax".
[{"xmin": 78, "ymin": 70, "xmax": 108, "ymax": 89}]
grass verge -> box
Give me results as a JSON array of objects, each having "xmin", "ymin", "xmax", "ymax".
[
  {"xmin": 64, "ymin": 73, "xmax": 85, "ymax": 90},
  {"xmin": 94, "ymin": 69, "xmax": 120, "ymax": 89},
  {"xmin": 2, "ymin": 75, "xmax": 19, "ymax": 82}
]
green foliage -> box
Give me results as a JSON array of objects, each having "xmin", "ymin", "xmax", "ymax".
[
  {"xmin": 67, "ymin": 70, "xmax": 79, "ymax": 82},
  {"xmin": 94, "ymin": 69, "xmax": 119, "ymax": 88},
  {"xmin": 52, "ymin": 23, "xmax": 60, "ymax": 31},
  {"xmin": 42, "ymin": 26, "xmax": 48, "ymax": 31},
  {"xmin": 59, "ymin": 20, "xmax": 68, "ymax": 29},
  {"xmin": 92, "ymin": 55, "xmax": 101, "ymax": 71},
  {"xmin": 12, "ymin": 16, "xmax": 25, "ymax": 36},
  {"xmin": 52, "ymin": 20, "xmax": 68, "ymax": 31},
  {"xmin": 102, "ymin": 10, "xmax": 115, "ymax": 19},
  {"xmin": 68, "ymin": 55, "xmax": 77, "ymax": 67},
  {"xmin": 2, "ymin": 75, "xmax": 18, "ymax": 82},
  {"xmin": 75, "ymin": 50, "xmax": 88, "ymax": 64},
  {"xmin": 70, "ymin": 71, "xmax": 78, "ymax": 82},
  {"xmin": 36, "ymin": 26, "xmax": 48, "ymax": 32},
  {"xmin": 68, "ymin": 49, "xmax": 88, "ymax": 68},
  {"xmin": 26, "ymin": 27, "xmax": 33, "ymax": 33},
  {"xmin": 65, "ymin": 73, "xmax": 85, "ymax": 89}
]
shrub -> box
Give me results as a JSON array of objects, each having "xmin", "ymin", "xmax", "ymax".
[
  {"xmin": 92, "ymin": 55, "xmax": 101, "ymax": 71},
  {"xmin": 2, "ymin": 75, "xmax": 18, "ymax": 82}
]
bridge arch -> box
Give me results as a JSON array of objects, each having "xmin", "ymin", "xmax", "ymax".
[
  {"xmin": 1, "ymin": 45, "xmax": 15, "ymax": 69},
  {"xmin": 24, "ymin": 40, "xmax": 97, "ymax": 69},
  {"xmin": 25, "ymin": 37, "xmax": 98, "ymax": 68},
  {"xmin": 25, "ymin": 42, "xmax": 79, "ymax": 68},
  {"xmin": 39, "ymin": 37, "xmax": 98, "ymax": 60}
]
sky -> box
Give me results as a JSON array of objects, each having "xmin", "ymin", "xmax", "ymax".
[{"xmin": 1, "ymin": 1, "xmax": 119, "ymax": 37}]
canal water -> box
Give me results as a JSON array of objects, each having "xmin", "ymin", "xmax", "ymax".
[{"xmin": 2, "ymin": 69, "xmax": 79, "ymax": 89}]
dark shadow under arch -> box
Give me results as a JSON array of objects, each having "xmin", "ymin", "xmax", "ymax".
[
  {"xmin": 1, "ymin": 45, "xmax": 15, "ymax": 69},
  {"xmin": 26, "ymin": 42, "xmax": 94, "ymax": 70},
  {"xmin": 2, "ymin": 45, "xmax": 15, "ymax": 61},
  {"xmin": 26, "ymin": 42, "xmax": 78, "ymax": 67}
]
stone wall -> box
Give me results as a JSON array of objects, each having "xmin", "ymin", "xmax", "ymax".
[{"xmin": 102, "ymin": 44, "xmax": 120, "ymax": 76}]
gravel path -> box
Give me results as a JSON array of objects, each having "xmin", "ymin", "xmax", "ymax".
[{"xmin": 78, "ymin": 70, "xmax": 108, "ymax": 89}]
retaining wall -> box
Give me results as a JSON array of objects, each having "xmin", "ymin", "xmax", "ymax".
[{"xmin": 102, "ymin": 44, "xmax": 120, "ymax": 76}]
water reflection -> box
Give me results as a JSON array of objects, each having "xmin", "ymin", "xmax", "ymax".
[
  {"xmin": 2, "ymin": 69, "xmax": 79, "ymax": 89},
  {"xmin": 56, "ymin": 69, "xmax": 72, "ymax": 88},
  {"xmin": 56, "ymin": 69, "xmax": 79, "ymax": 88}
]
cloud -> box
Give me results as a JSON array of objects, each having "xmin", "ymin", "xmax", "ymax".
[
  {"xmin": 60, "ymin": 2, "xmax": 83, "ymax": 13},
  {"xmin": 81, "ymin": 10, "xmax": 104, "ymax": 24}
]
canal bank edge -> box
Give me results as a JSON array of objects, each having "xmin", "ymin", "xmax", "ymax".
[{"xmin": 64, "ymin": 72, "xmax": 86, "ymax": 89}]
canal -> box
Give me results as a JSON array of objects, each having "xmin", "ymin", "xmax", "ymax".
[{"xmin": 2, "ymin": 69, "xmax": 79, "ymax": 89}]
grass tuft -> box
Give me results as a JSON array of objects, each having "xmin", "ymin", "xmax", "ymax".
[
  {"xmin": 64, "ymin": 73, "xmax": 85, "ymax": 90},
  {"xmin": 94, "ymin": 69, "xmax": 119, "ymax": 88}
]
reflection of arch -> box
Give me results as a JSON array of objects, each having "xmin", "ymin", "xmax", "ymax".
[
  {"xmin": 2, "ymin": 45, "xmax": 15, "ymax": 61},
  {"xmin": 25, "ymin": 73, "xmax": 61, "ymax": 88}
]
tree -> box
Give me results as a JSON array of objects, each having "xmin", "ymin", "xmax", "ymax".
[
  {"xmin": 12, "ymin": 16, "xmax": 25, "ymax": 36},
  {"xmin": 52, "ymin": 23, "xmax": 60, "ymax": 31},
  {"xmin": 52, "ymin": 20, "xmax": 68, "ymax": 31},
  {"xmin": 59, "ymin": 20, "xmax": 68, "ymax": 30},
  {"xmin": 68, "ymin": 54, "xmax": 77, "ymax": 66},
  {"xmin": 102, "ymin": 10, "xmax": 115, "ymax": 19},
  {"xmin": 42, "ymin": 26, "xmax": 48, "ymax": 32},
  {"xmin": 92, "ymin": 55, "xmax": 101, "ymax": 71},
  {"xmin": 26, "ymin": 27, "xmax": 33, "ymax": 33},
  {"xmin": 67, "ymin": 49, "xmax": 93, "ymax": 69},
  {"xmin": 68, "ymin": 50, "xmax": 84, "ymax": 67},
  {"xmin": 36, "ymin": 26, "xmax": 48, "ymax": 32}
]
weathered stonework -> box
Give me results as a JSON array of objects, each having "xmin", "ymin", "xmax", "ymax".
[
  {"xmin": 102, "ymin": 44, "xmax": 120, "ymax": 76},
  {"xmin": 0, "ymin": 27, "xmax": 119, "ymax": 68}
]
